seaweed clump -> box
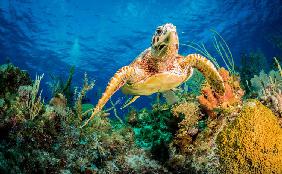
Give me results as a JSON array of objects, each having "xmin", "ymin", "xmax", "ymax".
[{"xmin": 216, "ymin": 100, "xmax": 282, "ymax": 173}]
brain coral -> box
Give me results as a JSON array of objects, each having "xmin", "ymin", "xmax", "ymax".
[{"xmin": 216, "ymin": 100, "xmax": 282, "ymax": 174}]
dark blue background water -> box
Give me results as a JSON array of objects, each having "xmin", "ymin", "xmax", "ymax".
[{"xmin": 0, "ymin": 0, "xmax": 282, "ymax": 112}]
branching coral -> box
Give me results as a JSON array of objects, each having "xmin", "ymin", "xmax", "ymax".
[
  {"xmin": 198, "ymin": 68, "xmax": 244, "ymax": 118},
  {"xmin": 216, "ymin": 100, "xmax": 282, "ymax": 173}
]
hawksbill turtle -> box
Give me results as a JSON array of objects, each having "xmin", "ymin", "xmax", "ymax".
[{"xmin": 82, "ymin": 23, "xmax": 225, "ymax": 127}]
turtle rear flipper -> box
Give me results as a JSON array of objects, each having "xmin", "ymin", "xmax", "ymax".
[{"xmin": 181, "ymin": 54, "xmax": 225, "ymax": 95}]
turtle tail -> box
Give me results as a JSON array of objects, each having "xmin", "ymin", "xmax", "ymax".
[
  {"xmin": 81, "ymin": 66, "xmax": 134, "ymax": 128},
  {"xmin": 181, "ymin": 54, "xmax": 225, "ymax": 95}
]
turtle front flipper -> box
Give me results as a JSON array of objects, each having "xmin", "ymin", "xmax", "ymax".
[
  {"xmin": 181, "ymin": 54, "xmax": 225, "ymax": 95},
  {"xmin": 81, "ymin": 66, "xmax": 134, "ymax": 127}
]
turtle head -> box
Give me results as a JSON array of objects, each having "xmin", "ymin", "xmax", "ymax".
[{"xmin": 151, "ymin": 23, "xmax": 179, "ymax": 58}]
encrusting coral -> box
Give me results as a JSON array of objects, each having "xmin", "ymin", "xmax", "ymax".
[
  {"xmin": 216, "ymin": 100, "xmax": 282, "ymax": 173},
  {"xmin": 198, "ymin": 67, "xmax": 244, "ymax": 118}
]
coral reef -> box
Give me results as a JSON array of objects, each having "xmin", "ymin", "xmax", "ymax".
[
  {"xmin": 1, "ymin": 56, "xmax": 282, "ymax": 174},
  {"xmin": 0, "ymin": 63, "xmax": 165, "ymax": 173},
  {"xmin": 166, "ymin": 100, "xmax": 282, "ymax": 174},
  {"xmin": 216, "ymin": 100, "xmax": 282, "ymax": 173},
  {"xmin": 0, "ymin": 64, "xmax": 33, "ymax": 130},
  {"xmin": 198, "ymin": 68, "xmax": 244, "ymax": 118}
]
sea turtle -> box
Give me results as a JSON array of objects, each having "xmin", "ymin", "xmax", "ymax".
[{"xmin": 82, "ymin": 23, "xmax": 225, "ymax": 127}]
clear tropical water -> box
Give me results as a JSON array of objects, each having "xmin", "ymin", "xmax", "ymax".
[{"xmin": 1, "ymin": 1, "xmax": 282, "ymax": 173}]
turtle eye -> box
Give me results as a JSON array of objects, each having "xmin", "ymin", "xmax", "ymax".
[{"xmin": 156, "ymin": 28, "xmax": 162, "ymax": 35}]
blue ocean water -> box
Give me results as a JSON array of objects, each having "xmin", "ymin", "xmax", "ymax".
[{"xmin": 0, "ymin": 0, "xmax": 281, "ymax": 110}]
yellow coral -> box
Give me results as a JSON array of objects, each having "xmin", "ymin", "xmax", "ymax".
[{"xmin": 216, "ymin": 100, "xmax": 282, "ymax": 174}]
